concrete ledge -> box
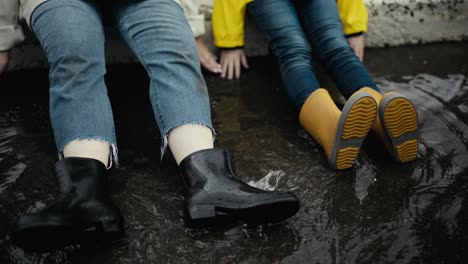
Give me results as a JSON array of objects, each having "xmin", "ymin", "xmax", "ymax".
[
  {"xmin": 365, "ymin": 0, "xmax": 468, "ymax": 47},
  {"xmin": 8, "ymin": 0, "xmax": 468, "ymax": 69}
]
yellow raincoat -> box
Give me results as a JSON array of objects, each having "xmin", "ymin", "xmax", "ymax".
[{"xmin": 212, "ymin": 0, "xmax": 368, "ymax": 48}]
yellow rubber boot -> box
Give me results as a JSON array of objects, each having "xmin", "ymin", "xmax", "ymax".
[
  {"xmin": 359, "ymin": 88, "xmax": 389, "ymax": 149},
  {"xmin": 299, "ymin": 88, "xmax": 377, "ymax": 169},
  {"xmin": 360, "ymin": 87, "xmax": 419, "ymax": 162}
]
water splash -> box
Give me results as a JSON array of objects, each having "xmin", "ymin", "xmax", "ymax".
[
  {"xmin": 248, "ymin": 170, "xmax": 284, "ymax": 191},
  {"xmin": 353, "ymin": 161, "xmax": 378, "ymax": 204}
]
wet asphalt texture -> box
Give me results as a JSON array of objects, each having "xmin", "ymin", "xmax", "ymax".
[{"xmin": 0, "ymin": 42, "xmax": 467, "ymax": 263}]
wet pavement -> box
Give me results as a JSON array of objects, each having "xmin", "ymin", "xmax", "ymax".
[{"xmin": 0, "ymin": 42, "xmax": 467, "ymax": 263}]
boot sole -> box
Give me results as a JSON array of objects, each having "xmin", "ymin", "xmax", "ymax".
[
  {"xmin": 380, "ymin": 93, "xmax": 419, "ymax": 162},
  {"xmin": 186, "ymin": 197, "xmax": 300, "ymax": 227},
  {"xmin": 11, "ymin": 223, "xmax": 78, "ymax": 251},
  {"xmin": 11, "ymin": 217, "xmax": 123, "ymax": 251},
  {"xmin": 330, "ymin": 92, "xmax": 377, "ymax": 169}
]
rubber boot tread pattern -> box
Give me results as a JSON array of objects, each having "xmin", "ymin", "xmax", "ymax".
[
  {"xmin": 334, "ymin": 96, "xmax": 377, "ymax": 169},
  {"xmin": 336, "ymin": 147, "xmax": 360, "ymax": 169},
  {"xmin": 381, "ymin": 97, "xmax": 418, "ymax": 162},
  {"xmin": 396, "ymin": 139, "xmax": 418, "ymax": 162},
  {"xmin": 342, "ymin": 98, "xmax": 378, "ymax": 138},
  {"xmin": 383, "ymin": 99, "xmax": 417, "ymax": 137}
]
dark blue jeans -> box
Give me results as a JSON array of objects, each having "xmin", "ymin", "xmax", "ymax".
[{"xmin": 247, "ymin": 0, "xmax": 380, "ymax": 110}]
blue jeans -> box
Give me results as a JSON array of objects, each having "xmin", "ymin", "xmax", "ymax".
[
  {"xmin": 247, "ymin": 0, "xmax": 380, "ymax": 110},
  {"xmin": 31, "ymin": 0, "xmax": 213, "ymax": 160}
]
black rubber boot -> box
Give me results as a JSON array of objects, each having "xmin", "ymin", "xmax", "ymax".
[
  {"xmin": 179, "ymin": 148, "xmax": 300, "ymax": 227},
  {"xmin": 10, "ymin": 157, "xmax": 124, "ymax": 251}
]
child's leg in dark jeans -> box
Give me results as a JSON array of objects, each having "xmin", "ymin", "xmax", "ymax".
[
  {"xmin": 299, "ymin": 0, "xmax": 418, "ymax": 162},
  {"xmin": 298, "ymin": 0, "xmax": 379, "ymax": 99},
  {"xmin": 247, "ymin": 0, "xmax": 319, "ymax": 110},
  {"xmin": 247, "ymin": 0, "xmax": 377, "ymax": 169}
]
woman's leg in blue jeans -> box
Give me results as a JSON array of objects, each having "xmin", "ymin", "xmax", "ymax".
[
  {"xmin": 112, "ymin": 0, "xmax": 214, "ymax": 163},
  {"xmin": 11, "ymin": 1, "xmax": 124, "ymax": 250},
  {"xmin": 247, "ymin": 0, "xmax": 319, "ymax": 110},
  {"xmin": 32, "ymin": 0, "xmax": 116, "ymax": 166},
  {"xmin": 110, "ymin": 0, "xmax": 300, "ymax": 226},
  {"xmin": 298, "ymin": 0, "xmax": 380, "ymax": 99}
]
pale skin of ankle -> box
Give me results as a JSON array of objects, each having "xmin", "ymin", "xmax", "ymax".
[
  {"xmin": 63, "ymin": 140, "xmax": 110, "ymax": 167},
  {"xmin": 168, "ymin": 124, "xmax": 214, "ymax": 165},
  {"xmin": 62, "ymin": 124, "xmax": 213, "ymax": 167}
]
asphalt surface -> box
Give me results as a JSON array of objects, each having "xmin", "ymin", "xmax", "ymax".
[{"xmin": 0, "ymin": 42, "xmax": 467, "ymax": 263}]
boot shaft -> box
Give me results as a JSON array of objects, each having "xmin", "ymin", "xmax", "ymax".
[
  {"xmin": 54, "ymin": 157, "xmax": 109, "ymax": 200},
  {"xmin": 179, "ymin": 148, "xmax": 237, "ymax": 188}
]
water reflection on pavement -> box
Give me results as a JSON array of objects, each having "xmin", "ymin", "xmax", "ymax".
[{"xmin": 0, "ymin": 43, "xmax": 467, "ymax": 263}]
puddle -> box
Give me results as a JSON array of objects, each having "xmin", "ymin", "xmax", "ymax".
[{"xmin": 0, "ymin": 42, "xmax": 467, "ymax": 263}]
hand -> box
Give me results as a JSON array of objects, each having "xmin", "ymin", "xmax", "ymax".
[
  {"xmin": 220, "ymin": 48, "xmax": 249, "ymax": 80},
  {"xmin": 195, "ymin": 37, "xmax": 222, "ymax": 74},
  {"xmin": 0, "ymin": 50, "xmax": 11, "ymax": 76},
  {"xmin": 347, "ymin": 34, "xmax": 365, "ymax": 62}
]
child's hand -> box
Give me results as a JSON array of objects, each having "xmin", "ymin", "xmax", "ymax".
[
  {"xmin": 347, "ymin": 35, "xmax": 365, "ymax": 62},
  {"xmin": 0, "ymin": 50, "xmax": 11, "ymax": 76},
  {"xmin": 196, "ymin": 37, "xmax": 222, "ymax": 74},
  {"xmin": 220, "ymin": 48, "xmax": 249, "ymax": 80}
]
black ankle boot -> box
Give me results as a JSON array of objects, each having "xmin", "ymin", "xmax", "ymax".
[
  {"xmin": 10, "ymin": 157, "xmax": 124, "ymax": 251},
  {"xmin": 179, "ymin": 148, "xmax": 300, "ymax": 227}
]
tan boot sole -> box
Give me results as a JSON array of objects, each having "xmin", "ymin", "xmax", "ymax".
[
  {"xmin": 380, "ymin": 93, "xmax": 419, "ymax": 162},
  {"xmin": 331, "ymin": 92, "xmax": 377, "ymax": 169}
]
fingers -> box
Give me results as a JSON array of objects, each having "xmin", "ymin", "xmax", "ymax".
[
  {"xmin": 196, "ymin": 38, "xmax": 222, "ymax": 74},
  {"xmin": 234, "ymin": 55, "xmax": 241, "ymax": 79},
  {"xmin": 227, "ymin": 58, "xmax": 234, "ymax": 80},
  {"xmin": 352, "ymin": 43, "xmax": 363, "ymax": 62},
  {"xmin": 356, "ymin": 46, "xmax": 363, "ymax": 62},
  {"xmin": 219, "ymin": 49, "xmax": 246, "ymax": 80},
  {"xmin": 241, "ymin": 53, "xmax": 249, "ymax": 69},
  {"xmin": 201, "ymin": 55, "xmax": 222, "ymax": 74},
  {"xmin": 221, "ymin": 53, "xmax": 228, "ymax": 78},
  {"xmin": 352, "ymin": 45, "xmax": 363, "ymax": 62},
  {"xmin": 348, "ymin": 35, "xmax": 365, "ymax": 62}
]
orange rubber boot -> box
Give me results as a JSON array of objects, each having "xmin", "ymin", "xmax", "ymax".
[{"xmin": 299, "ymin": 88, "xmax": 377, "ymax": 169}]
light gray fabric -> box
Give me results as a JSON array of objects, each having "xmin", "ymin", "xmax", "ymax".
[{"xmin": 0, "ymin": 0, "xmax": 197, "ymax": 50}]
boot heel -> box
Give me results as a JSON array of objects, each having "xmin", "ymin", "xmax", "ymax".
[
  {"xmin": 81, "ymin": 218, "xmax": 123, "ymax": 244},
  {"xmin": 98, "ymin": 218, "xmax": 123, "ymax": 234},
  {"xmin": 82, "ymin": 216, "xmax": 123, "ymax": 234},
  {"xmin": 187, "ymin": 204, "xmax": 216, "ymax": 220}
]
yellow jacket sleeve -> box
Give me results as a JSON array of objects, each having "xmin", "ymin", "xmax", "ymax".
[
  {"xmin": 337, "ymin": 0, "xmax": 368, "ymax": 36},
  {"xmin": 212, "ymin": 0, "xmax": 253, "ymax": 48}
]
